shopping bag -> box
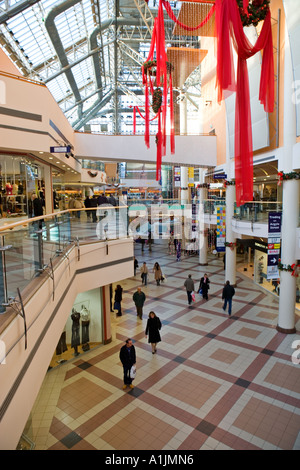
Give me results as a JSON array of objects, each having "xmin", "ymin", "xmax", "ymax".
[
  {"xmin": 198, "ymin": 288, "xmax": 203, "ymax": 295},
  {"xmin": 130, "ymin": 365, "xmax": 136, "ymax": 379},
  {"xmin": 191, "ymin": 292, "xmax": 196, "ymax": 302},
  {"xmin": 114, "ymin": 301, "xmax": 120, "ymax": 310}
]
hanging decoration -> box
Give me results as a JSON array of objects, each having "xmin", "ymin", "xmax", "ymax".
[
  {"xmin": 130, "ymin": 105, "xmax": 159, "ymax": 135},
  {"xmin": 278, "ymin": 260, "xmax": 300, "ymax": 277},
  {"xmin": 140, "ymin": 0, "xmax": 216, "ymax": 182},
  {"xmin": 277, "ymin": 171, "xmax": 300, "ymax": 186},
  {"xmin": 215, "ymin": 0, "xmax": 274, "ymax": 207},
  {"xmin": 225, "ymin": 241, "xmax": 237, "ymax": 250},
  {"xmin": 223, "ymin": 180, "xmax": 236, "ymax": 188},
  {"xmin": 237, "ymin": 0, "xmax": 270, "ymax": 28}
]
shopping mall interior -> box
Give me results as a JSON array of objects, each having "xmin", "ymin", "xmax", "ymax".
[{"xmin": 0, "ymin": 0, "xmax": 299, "ymax": 452}]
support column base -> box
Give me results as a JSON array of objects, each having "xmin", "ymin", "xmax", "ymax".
[
  {"xmin": 104, "ymin": 336, "xmax": 112, "ymax": 345},
  {"xmin": 276, "ymin": 325, "xmax": 296, "ymax": 334},
  {"xmin": 199, "ymin": 263, "xmax": 208, "ymax": 266}
]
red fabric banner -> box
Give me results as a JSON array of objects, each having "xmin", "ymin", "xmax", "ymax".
[
  {"xmin": 133, "ymin": 106, "xmax": 136, "ymax": 135},
  {"xmin": 215, "ymin": 0, "xmax": 274, "ymax": 206},
  {"xmin": 162, "ymin": 0, "xmax": 216, "ymax": 31}
]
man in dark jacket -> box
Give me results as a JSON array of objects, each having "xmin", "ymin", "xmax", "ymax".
[
  {"xmin": 184, "ymin": 274, "xmax": 194, "ymax": 305},
  {"xmin": 119, "ymin": 338, "xmax": 136, "ymax": 390},
  {"xmin": 222, "ymin": 281, "xmax": 235, "ymax": 316},
  {"xmin": 133, "ymin": 287, "xmax": 146, "ymax": 319}
]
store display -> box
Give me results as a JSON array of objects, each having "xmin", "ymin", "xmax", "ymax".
[
  {"xmin": 71, "ymin": 308, "xmax": 81, "ymax": 356},
  {"xmin": 81, "ymin": 305, "xmax": 90, "ymax": 351}
]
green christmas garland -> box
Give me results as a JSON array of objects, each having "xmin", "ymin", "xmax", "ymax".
[
  {"xmin": 223, "ymin": 180, "xmax": 235, "ymax": 188},
  {"xmin": 277, "ymin": 171, "xmax": 300, "ymax": 183},
  {"xmin": 142, "ymin": 60, "xmax": 174, "ymax": 76},
  {"xmin": 236, "ymin": 0, "xmax": 270, "ymax": 28},
  {"xmin": 152, "ymin": 88, "xmax": 163, "ymax": 114}
]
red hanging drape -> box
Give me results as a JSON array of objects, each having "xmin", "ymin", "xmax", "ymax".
[
  {"xmin": 162, "ymin": 0, "xmax": 216, "ymax": 31},
  {"xmin": 215, "ymin": 0, "xmax": 274, "ymax": 206}
]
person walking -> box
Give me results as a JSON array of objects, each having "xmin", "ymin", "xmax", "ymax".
[
  {"xmin": 134, "ymin": 257, "xmax": 139, "ymax": 276},
  {"xmin": 90, "ymin": 195, "xmax": 98, "ymax": 222},
  {"xmin": 119, "ymin": 338, "xmax": 136, "ymax": 390},
  {"xmin": 140, "ymin": 262, "xmax": 149, "ymax": 286},
  {"xmin": 199, "ymin": 273, "xmax": 210, "ymax": 300},
  {"xmin": 184, "ymin": 274, "xmax": 194, "ymax": 305},
  {"xmin": 74, "ymin": 197, "xmax": 84, "ymax": 218},
  {"xmin": 222, "ymin": 280, "xmax": 235, "ymax": 316},
  {"xmin": 133, "ymin": 287, "xmax": 146, "ymax": 319},
  {"xmin": 114, "ymin": 284, "xmax": 123, "ymax": 316},
  {"xmin": 145, "ymin": 311, "xmax": 162, "ymax": 354},
  {"xmin": 153, "ymin": 262, "xmax": 162, "ymax": 286},
  {"xmin": 84, "ymin": 195, "xmax": 91, "ymax": 220}
]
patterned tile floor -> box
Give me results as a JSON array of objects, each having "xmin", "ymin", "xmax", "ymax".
[{"xmin": 28, "ymin": 241, "xmax": 300, "ymax": 450}]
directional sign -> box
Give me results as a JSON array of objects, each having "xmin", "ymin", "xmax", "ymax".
[
  {"xmin": 268, "ymin": 254, "xmax": 279, "ymax": 266},
  {"xmin": 50, "ymin": 145, "xmax": 71, "ymax": 153},
  {"xmin": 267, "ymin": 212, "xmax": 281, "ymax": 280}
]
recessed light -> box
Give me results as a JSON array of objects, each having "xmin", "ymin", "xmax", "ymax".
[
  {"xmin": 39, "ymin": 151, "xmax": 44, "ymax": 154},
  {"xmin": 56, "ymin": 161, "xmax": 60, "ymax": 164},
  {"xmin": 49, "ymin": 157, "xmax": 53, "ymax": 159}
]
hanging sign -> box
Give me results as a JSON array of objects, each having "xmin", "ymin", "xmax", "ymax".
[
  {"xmin": 267, "ymin": 212, "xmax": 282, "ymax": 279},
  {"xmin": 216, "ymin": 205, "xmax": 226, "ymax": 252},
  {"xmin": 50, "ymin": 146, "xmax": 71, "ymax": 153},
  {"xmin": 174, "ymin": 167, "xmax": 181, "ymax": 187}
]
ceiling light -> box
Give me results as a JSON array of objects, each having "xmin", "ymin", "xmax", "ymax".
[{"xmin": 49, "ymin": 157, "xmax": 53, "ymax": 159}]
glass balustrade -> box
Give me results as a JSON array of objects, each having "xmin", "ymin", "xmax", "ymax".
[
  {"xmin": 0, "ymin": 206, "xmax": 129, "ymax": 307},
  {"xmin": 233, "ymin": 201, "xmax": 282, "ymax": 222},
  {"xmin": 0, "ymin": 199, "xmax": 284, "ymax": 309}
]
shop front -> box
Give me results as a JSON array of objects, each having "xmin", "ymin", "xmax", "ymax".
[
  {"xmin": 0, "ymin": 153, "xmax": 46, "ymax": 220},
  {"xmin": 49, "ymin": 286, "xmax": 104, "ymax": 368}
]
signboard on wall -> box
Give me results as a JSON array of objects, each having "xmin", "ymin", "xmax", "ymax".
[
  {"xmin": 174, "ymin": 167, "xmax": 181, "ymax": 187},
  {"xmin": 216, "ymin": 205, "xmax": 226, "ymax": 252},
  {"xmin": 267, "ymin": 212, "xmax": 282, "ymax": 279}
]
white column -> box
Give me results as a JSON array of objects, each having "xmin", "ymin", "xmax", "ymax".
[
  {"xmin": 225, "ymin": 184, "xmax": 236, "ymax": 286},
  {"xmin": 180, "ymin": 166, "xmax": 189, "ymax": 204},
  {"xmin": 277, "ymin": 177, "xmax": 299, "ymax": 333},
  {"xmin": 277, "ymin": 29, "xmax": 298, "ymax": 333},
  {"xmin": 198, "ymin": 186, "xmax": 208, "ymax": 265},
  {"xmin": 43, "ymin": 164, "xmax": 53, "ymax": 215}
]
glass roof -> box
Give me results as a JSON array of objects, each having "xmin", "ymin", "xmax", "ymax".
[{"xmin": 0, "ymin": 0, "xmax": 202, "ymax": 133}]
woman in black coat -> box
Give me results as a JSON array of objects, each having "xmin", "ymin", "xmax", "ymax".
[
  {"xmin": 145, "ymin": 311, "xmax": 162, "ymax": 354},
  {"xmin": 114, "ymin": 284, "xmax": 123, "ymax": 316}
]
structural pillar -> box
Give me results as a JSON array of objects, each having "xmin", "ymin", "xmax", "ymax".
[
  {"xmin": 198, "ymin": 185, "xmax": 208, "ymax": 266},
  {"xmin": 225, "ymin": 183, "xmax": 236, "ymax": 286},
  {"xmin": 277, "ymin": 28, "xmax": 298, "ymax": 334},
  {"xmin": 180, "ymin": 166, "xmax": 189, "ymax": 205},
  {"xmin": 43, "ymin": 164, "xmax": 53, "ymax": 215}
]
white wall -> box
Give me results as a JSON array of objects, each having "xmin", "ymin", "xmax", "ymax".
[
  {"xmin": 0, "ymin": 237, "xmax": 133, "ymax": 450},
  {"xmin": 74, "ymin": 132, "xmax": 217, "ymax": 166}
]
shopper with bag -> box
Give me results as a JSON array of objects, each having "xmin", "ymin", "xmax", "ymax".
[
  {"xmin": 145, "ymin": 311, "xmax": 162, "ymax": 354},
  {"xmin": 153, "ymin": 262, "xmax": 163, "ymax": 286},
  {"xmin": 119, "ymin": 338, "xmax": 136, "ymax": 390},
  {"xmin": 199, "ymin": 273, "xmax": 210, "ymax": 300},
  {"xmin": 184, "ymin": 274, "xmax": 194, "ymax": 305}
]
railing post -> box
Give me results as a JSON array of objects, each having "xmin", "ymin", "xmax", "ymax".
[
  {"xmin": 0, "ymin": 236, "xmax": 12, "ymax": 313},
  {"xmin": 34, "ymin": 228, "xmax": 44, "ymax": 272}
]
